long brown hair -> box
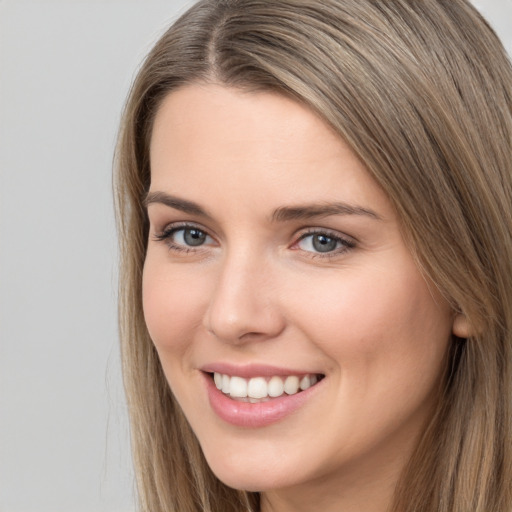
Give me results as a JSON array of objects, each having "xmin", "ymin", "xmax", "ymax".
[{"xmin": 114, "ymin": 1, "xmax": 512, "ymax": 510}]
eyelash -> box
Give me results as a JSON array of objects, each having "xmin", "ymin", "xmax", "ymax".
[
  {"xmin": 153, "ymin": 223, "xmax": 356, "ymax": 259},
  {"xmin": 153, "ymin": 223, "xmax": 213, "ymax": 254},
  {"xmin": 293, "ymin": 229, "xmax": 356, "ymax": 259}
]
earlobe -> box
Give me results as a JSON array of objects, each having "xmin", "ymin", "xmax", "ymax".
[{"xmin": 452, "ymin": 312, "xmax": 470, "ymax": 339}]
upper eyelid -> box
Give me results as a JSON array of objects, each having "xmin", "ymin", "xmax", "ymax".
[
  {"xmin": 295, "ymin": 227, "xmax": 357, "ymax": 243},
  {"xmin": 155, "ymin": 221, "xmax": 213, "ymax": 236},
  {"xmin": 155, "ymin": 224, "xmax": 352, "ymax": 239}
]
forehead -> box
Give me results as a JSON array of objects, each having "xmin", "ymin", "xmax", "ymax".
[
  {"xmin": 148, "ymin": 84, "xmax": 393, "ymax": 220},
  {"xmin": 150, "ymin": 83, "xmax": 340, "ymax": 163}
]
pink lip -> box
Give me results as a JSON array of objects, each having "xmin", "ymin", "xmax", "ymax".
[
  {"xmin": 201, "ymin": 370, "xmax": 324, "ymax": 428},
  {"xmin": 201, "ymin": 362, "xmax": 318, "ymax": 379}
]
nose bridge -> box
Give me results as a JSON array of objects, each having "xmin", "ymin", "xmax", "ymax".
[{"xmin": 204, "ymin": 245, "xmax": 284, "ymax": 343}]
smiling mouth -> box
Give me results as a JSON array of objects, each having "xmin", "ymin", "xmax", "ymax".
[{"xmin": 210, "ymin": 372, "xmax": 325, "ymax": 403}]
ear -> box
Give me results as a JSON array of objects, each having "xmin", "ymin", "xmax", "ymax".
[{"xmin": 452, "ymin": 312, "xmax": 471, "ymax": 339}]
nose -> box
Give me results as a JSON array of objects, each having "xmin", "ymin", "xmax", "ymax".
[{"xmin": 203, "ymin": 250, "xmax": 285, "ymax": 344}]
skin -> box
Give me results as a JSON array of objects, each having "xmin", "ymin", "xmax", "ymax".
[{"xmin": 143, "ymin": 84, "xmax": 465, "ymax": 512}]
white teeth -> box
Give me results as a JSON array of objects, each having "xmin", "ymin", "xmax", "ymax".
[
  {"xmin": 268, "ymin": 376, "xmax": 284, "ymax": 397},
  {"xmin": 248, "ymin": 377, "xmax": 268, "ymax": 399},
  {"xmin": 300, "ymin": 375, "xmax": 311, "ymax": 391},
  {"xmin": 214, "ymin": 372, "xmax": 223, "ymax": 390},
  {"xmin": 221, "ymin": 374, "xmax": 230, "ymax": 394},
  {"xmin": 284, "ymin": 375, "xmax": 299, "ymax": 395},
  {"xmin": 212, "ymin": 372, "xmax": 321, "ymax": 400},
  {"xmin": 229, "ymin": 376, "xmax": 248, "ymax": 397}
]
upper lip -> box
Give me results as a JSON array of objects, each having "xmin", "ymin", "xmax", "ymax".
[{"xmin": 200, "ymin": 362, "xmax": 323, "ymax": 379}]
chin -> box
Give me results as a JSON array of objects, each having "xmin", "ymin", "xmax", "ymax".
[
  {"xmin": 211, "ymin": 467, "xmax": 290, "ymax": 493},
  {"xmin": 201, "ymin": 445, "xmax": 304, "ymax": 492}
]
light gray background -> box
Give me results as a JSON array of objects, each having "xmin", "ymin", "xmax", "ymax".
[{"xmin": 0, "ymin": 1, "xmax": 510, "ymax": 511}]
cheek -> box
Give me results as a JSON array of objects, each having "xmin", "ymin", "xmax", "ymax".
[
  {"xmin": 284, "ymin": 265, "xmax": 454, "ymax": 450},
  {"xmin": 288, "ymin": 261, "xmax": 453, "ymax": 386},
  {"xmin": 142, "ymin": 258, "xmax": 210, "ymax": 355}
]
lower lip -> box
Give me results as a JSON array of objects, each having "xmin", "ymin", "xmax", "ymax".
[{"xmin": 203, "ymin": 373, "xmax": 323, "ymax": 428}]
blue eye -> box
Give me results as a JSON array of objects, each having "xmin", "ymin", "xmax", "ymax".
[
  {"xmin": 154, "ymin": 225, "xmax": 215, "ymax": 251},
  {"xmin": 173, "ymin": 227, "xmax": 208, "ymax": 247},
  {"xmin": 296, "ymin": 232, "xmax": 353, "ymax": 255}
]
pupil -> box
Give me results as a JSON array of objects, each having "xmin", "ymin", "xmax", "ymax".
[
  {"xmin": 312, "ymin": 234, "xmax": 337, "ymax": 253},
  {"xmin": 184, "ymin": 229, "xmax": 206, "ymax": 246}
]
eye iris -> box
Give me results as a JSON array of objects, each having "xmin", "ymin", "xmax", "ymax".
[
  {"xmin": 184, "ymin": 228, "xmax": 206, "ymax": 246},
  {"xmin": 312, "ymin": 234, "xmax": 338, "ymax": 253}
]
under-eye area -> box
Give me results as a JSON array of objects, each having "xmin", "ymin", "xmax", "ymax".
[{"xmin": 209, "ymin": 372, "xmax": 326, "ymax": 402}]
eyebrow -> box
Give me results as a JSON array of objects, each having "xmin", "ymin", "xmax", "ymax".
[
  {"xmin": 144, "ymin": 191, "xmax": 381, "ymax": 222},
  {"xmin": 271, "ymin": 203, "xmax": 381, "ymax": 222},
  {"xmin": 144, "ymin": 191, "xmax": 210, "ymax": 217}
]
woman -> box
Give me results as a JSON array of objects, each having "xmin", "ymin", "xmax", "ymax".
[{"xmin": 114, "ymin": 1, "xmax": 512, "ymax": 511}]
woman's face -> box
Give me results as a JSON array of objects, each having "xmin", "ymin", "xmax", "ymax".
[{"xmin": 144, "ymin": 84, "xmax": 457, "ymax": 504}]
